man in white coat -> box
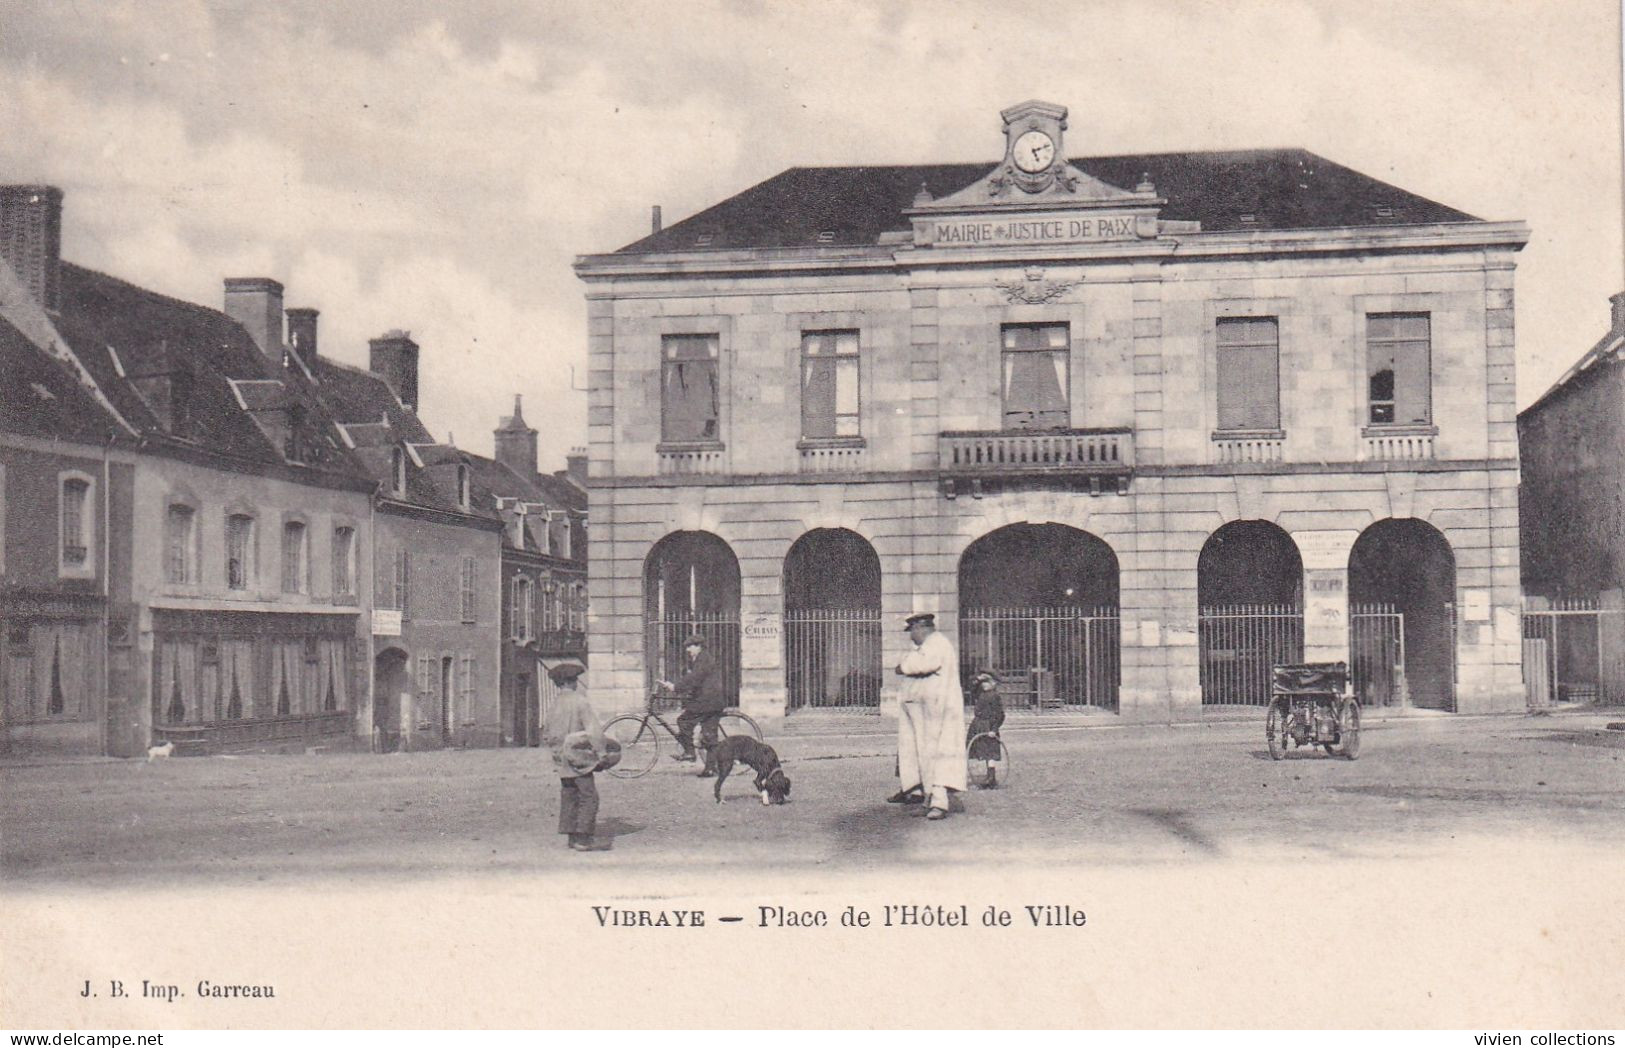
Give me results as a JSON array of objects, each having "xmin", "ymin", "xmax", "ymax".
[{"xmin": 889, "ymin": 611, "xmax": 967, "ymax": 820}]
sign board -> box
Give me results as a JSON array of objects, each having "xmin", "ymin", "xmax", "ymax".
[
  {"xmin": 741, "ymin": 612, "xmax": 782, "ymax": 669},
  {"xmin": 371, "ymin": 609, "xmax": 402, "ymax": 637},
  {"xmin": 915, "ymin": 211, "xmax": 1152, "ymax": 248},
  {"xmin": 1294, "ymin": 531, "xmax": 1358, "ymax": 571}
]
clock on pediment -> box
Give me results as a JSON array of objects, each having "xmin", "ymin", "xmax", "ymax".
[{"xmin": 997, "ymin": 100, "xmax": 1070, "ymax": 195}]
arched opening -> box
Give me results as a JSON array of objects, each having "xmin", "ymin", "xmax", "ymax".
[
  {"xmin": 783, "ymin": 529, "xmax": 882, "ymax": 710},
  {"xmin": 1198, "ymin": 521, "xmax": 1304, "ymax": 705},
  {"xmin": 1349, "ymin": 519, "xmax": 1457, "ymax": 711},
  {"xmin": 373, "ymin": 647, "xmax": 408, "ymax": 753},
  {"xmin": 957, "ymin": 523, "xmax": 1120, "ymax": 710},
  {"xmin": 643, "ymin": 531, "xmax": 742, "ymax": 706}
]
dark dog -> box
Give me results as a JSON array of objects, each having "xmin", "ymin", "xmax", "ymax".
[{"xmin": 704, "ymin": 735, "xmax": 791, "ymax": 805}]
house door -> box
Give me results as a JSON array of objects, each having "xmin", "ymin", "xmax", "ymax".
[{"xmin": 440, "ymin": 656, "xmax": 454, "ymax": 743}]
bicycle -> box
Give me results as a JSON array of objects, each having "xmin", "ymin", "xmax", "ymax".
[{"xmin": 603, "ymin": 692, "xmax": 763, "ymax": 779}]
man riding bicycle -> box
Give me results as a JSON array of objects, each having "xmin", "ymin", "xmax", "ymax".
[{"xmin": 659, "ymin": 633, "xmax": 726, "ymax": 772}]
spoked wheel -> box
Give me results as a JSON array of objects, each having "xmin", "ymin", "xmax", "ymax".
[
  {"xmin": 966, "ymin": 733, "xmax": 1011, "ymax": 789},
  {"xmin": 604, "ymin": 715, "xmax": 660, "ymax": 778},
  {"xmin": 1266, "ymin": 702, "xmax": 1288, "ymax": 761},
  {"xmin": 1337, "ymin": 700, "xmax": 1362, "ymax": 760},
  {"xmin": 716, "ymin": 711, "xmax": 763, "ymax": 742}
]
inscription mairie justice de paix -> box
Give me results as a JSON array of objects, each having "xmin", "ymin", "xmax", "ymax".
[
  {"xmin": 592, "ymin": 903, "xmax": 1086, "ymax": 929},
  {"xmin": 81, "ymin": 979, "xmax": 276, "ymax": 1001}
]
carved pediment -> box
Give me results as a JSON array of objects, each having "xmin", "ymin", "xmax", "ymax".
[{"xmin": 906, "ymin": 100, "xmax": 1165, "ymax": 249}]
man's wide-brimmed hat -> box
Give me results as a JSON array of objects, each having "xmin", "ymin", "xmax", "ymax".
[
  {"xmin": 903, "ymin": 611, "xmax": 935, "ymax": 630},
  {"xmin": 548, "ymin": 661, "xmax": 587, "ymax": 685},
  {"xmin": 683, "ymin": 633, "xmax": 707, "ymax": 647}
]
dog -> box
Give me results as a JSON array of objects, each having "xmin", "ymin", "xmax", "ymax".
[
  {"xmin": 146, "ymin": 740, "xmax": 175, "ymax": 763},
  {"xmin": 703, "ymin": 735, "xmax": 791, "ymax": 805}
]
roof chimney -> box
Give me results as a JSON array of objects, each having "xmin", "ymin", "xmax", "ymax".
[
  {"xmin": 651, "ymin": 205, "xmax": 662, "ymax": 235},
  {"xmin": 0, "ymin": 185, "xmax": 63, "ymax": 311},
  {"xmin": 223, "ymin": 277, "xmax": 285, "ymax": 365},
  {"xmin": 565, "ymin": 446, "xmax": 588, "ymax": 486},
  {"xmin": 494, "ymin": 394, "xmax": 538, "ymax": 478},
  {"xmin": 368, "ymin": 330, "xmax": 420, "ymax": 412},
  {"xmin": 1611, "ymin": 291, "xmax": 1625, "ymax": 335},
  {"xmin": 285, "ymin": 307, "xmax": 319, "ymax": 370}
]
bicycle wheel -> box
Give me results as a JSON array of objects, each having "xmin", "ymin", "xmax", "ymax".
[
  {"xmin": 715, "ymin": 711, "xmax": 763, "ymax": 742},
  {"xmin": 604, "ymin": 715, "xmax": 661, "ymax": 778},
  {"xmin": 966, "ymin": 733, "xmax": 1010, "ymax": 789}
]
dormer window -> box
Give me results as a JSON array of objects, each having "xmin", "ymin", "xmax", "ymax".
[
  {"xmin": 392, "ymin": 447, "xmax": 407, "ymax": 496},
  {"xmin": 457, "ymin": 464, "xmax": 471, "ymax": 511}
]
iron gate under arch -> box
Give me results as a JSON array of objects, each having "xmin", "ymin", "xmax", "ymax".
[{"xmin": 958, "ymin": 606, "xmax": 1120, "ymax": 711}]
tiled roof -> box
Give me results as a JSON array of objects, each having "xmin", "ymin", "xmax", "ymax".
[
  {"xmin": 0, "ymin": 314, "xmax": 127, "ymax": 443},
  {"xmin": 616, "ymin": 149, "xmax": 1480, "ymax": 253},
  {"xmin": 50, "ymin": 263, "xmax": 363, "ymax": 479}
]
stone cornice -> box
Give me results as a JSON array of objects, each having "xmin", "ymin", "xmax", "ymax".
[{"xmin": 575, "ymin": 220, "xmax": 1530, "ymax": 283}]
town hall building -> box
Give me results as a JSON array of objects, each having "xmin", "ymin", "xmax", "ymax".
[{"xmin": 574, "ymin": 100, "xmax": 1529, "ymax": 724}]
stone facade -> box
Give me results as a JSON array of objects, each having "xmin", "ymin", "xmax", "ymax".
[{"xmin": 601, "ymin": 103, "xmax": 1526, "ymax": 724}]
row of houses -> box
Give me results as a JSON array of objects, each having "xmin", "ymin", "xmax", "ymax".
[{"xmin": 0, "ymin": 185, "xmax": 586, "ymax": 757}]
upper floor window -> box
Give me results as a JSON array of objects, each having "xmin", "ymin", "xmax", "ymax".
[
  {"xmin": 59, "ymin": 476, "xmax": 92, "ymax": 572},
  {"xmin": 661, "ymin": 334, "xmax": 720, "ymax": 443},
  {"xmin": 511, "ymin": 575, "xmax": 533, "ymax": 642},
  {"xmin": 1215, "ymin": 317, "xmax": 1281, "ymax": 431},
  {"xmin": 1367, "ymin": 313, "xmax": 1432, "ymax": 426},
  {"xmin": 281, "ymin": 520, "xmax": 308, "ymax": 594},
  {"xmin": 165, "ymin": 504, "xmax": 196, "ymax": 584},
  {"xmin": 1001, "ymin": 323, "xmax": 1070, "ymax": 430},
  {"xmin": 226, "ymin": 513, "xmax": 256, "ymax": 590},
  {"xmin": 801, "ymin": 330, "xmax": 860, "ymax": 438},
  {"xmin": 460, "ymin": 556, "xmax": 477, "ymax": 624},
  {"xmin": 332, "ymin": 526, "xmax": 356, "ymax": 599}
]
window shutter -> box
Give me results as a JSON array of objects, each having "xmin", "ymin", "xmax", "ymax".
[{"xmin": 802, "ymin": 356, "xmax": 837, "ymax": 437}]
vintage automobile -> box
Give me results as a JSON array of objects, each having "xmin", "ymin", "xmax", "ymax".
[{"xmin": 1266, "ymin": 662, "xmax": 1362, "ymax": 760}]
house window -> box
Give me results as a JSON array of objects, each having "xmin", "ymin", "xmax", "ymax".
[
  {"xmin": 395, "ymin": 549, "xmax": 411, "ymax": 618},
  {"xmin": 165, "ymin": 504, "xmax": 196, "ymax": 584},
  {"xmin": 540, "ymin": 576, "xmax": 557, "ymax": 632},
  {"xmin": 801, "ymin": 330, "xmax": 860, "ymax": 438},
  {"xmin": 460, "ymin": 556, "xmax": 476, "ymax": 624},
  {"xmin": 1001, "ymin": 323, "xmax": 1070, "ymax": 430},
  {"xmin": 1215, "ymin": 317, "xmax": 1281, "ymax": 430},
  {"xmin": 457, "ymin": 464, "xmax": 471, "ymax": 511},
  {"xmin": 332, "ymin": 526, "xmax": 356, "ymax": 598},
  {"xmin": 392, "ymin": 447, "xmax": 407, "ymax": 496},
  {"xmin": 458, "ymin": 654, "xmax": 476, "ymax": 723},
  {"xmin": 281, "ymin": 521, "xmax": 308, "ymax": 594},
  {"xmin": 1367, "ymin": 313, "xmax": 1432, "ymax": 426},
  {"xmin": 511, "ymin": 576, "xmax": 533, "ymax": 642},
  {"xmin": 226, "ymin": 514, "xmax": 256, "ymax": 589},
  {"xmin": 660, "ymin": 334, "xmax": 720, "ymax": 443},
  {"xmin": 59, "ymin": 476, "xmax": 91, "ymax": 570}
]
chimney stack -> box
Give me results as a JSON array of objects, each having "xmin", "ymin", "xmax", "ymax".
[
  {"xmin": 493, "ymin": 394, "xmax": 539, "ymax": 478},
  {"xmin": 285, "ymin": 307, "xmax": 319, "ymax": 369},
  {"xmin": 368, "ymin": 330, "xmax": 420, "ymax": 412},
  {"xmin": 223, "ymin": 277, "xmax": 285, "ymax": 365},
  {"xmin": 1611, "ymin": 291, "xmax": 1625, "ymax": 335},
  {"xmin": 651, "ymin": 205, "xmax": 662, "ymax": 234},
  {"xmin": 565, "ymin": 446, "xmax": 588, "ymax": 486},
  {"xmin": 0, "ymin": 185, "xmax": 64, "ymax": 311}
]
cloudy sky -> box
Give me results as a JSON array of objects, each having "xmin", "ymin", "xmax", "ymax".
[{"xmin": 2, "ymin": 0, "xmax": 1620, "ymax": 468}]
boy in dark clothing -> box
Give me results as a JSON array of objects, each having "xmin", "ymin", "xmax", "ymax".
[
  {"xmin": 660, "ymin": 633, "xmax": 726, "ymax": 770},
  {"xmin": 966, "ymin": 670, "xmax": 1006, "ymax": 788}
]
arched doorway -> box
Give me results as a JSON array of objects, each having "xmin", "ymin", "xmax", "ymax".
[
  {"xmin": 783, "ymin": 528, "xmax": 882, "ymax": 711},
  {"xmin": 644, "ymin": 531, "xmax": 742, "ymax": 706},
  {"xmin": 1197, "ymin": 521, "xmax": 1304, "ymax": 705},
  {"xmin": 957, "ymin": 523, "xmax": 1120, "ymax": 710},
  {"xmin": 373, "ymin": 647, "xmax": 408, "ymax": 753},
  {"xmin": 1349, "ymin": 519, "xmax": 1457, "ymax": 711}
]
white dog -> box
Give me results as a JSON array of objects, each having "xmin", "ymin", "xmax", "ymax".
[{"xmin": 145, "ymin": 740, "xmax": 175, "ymax": 763}]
